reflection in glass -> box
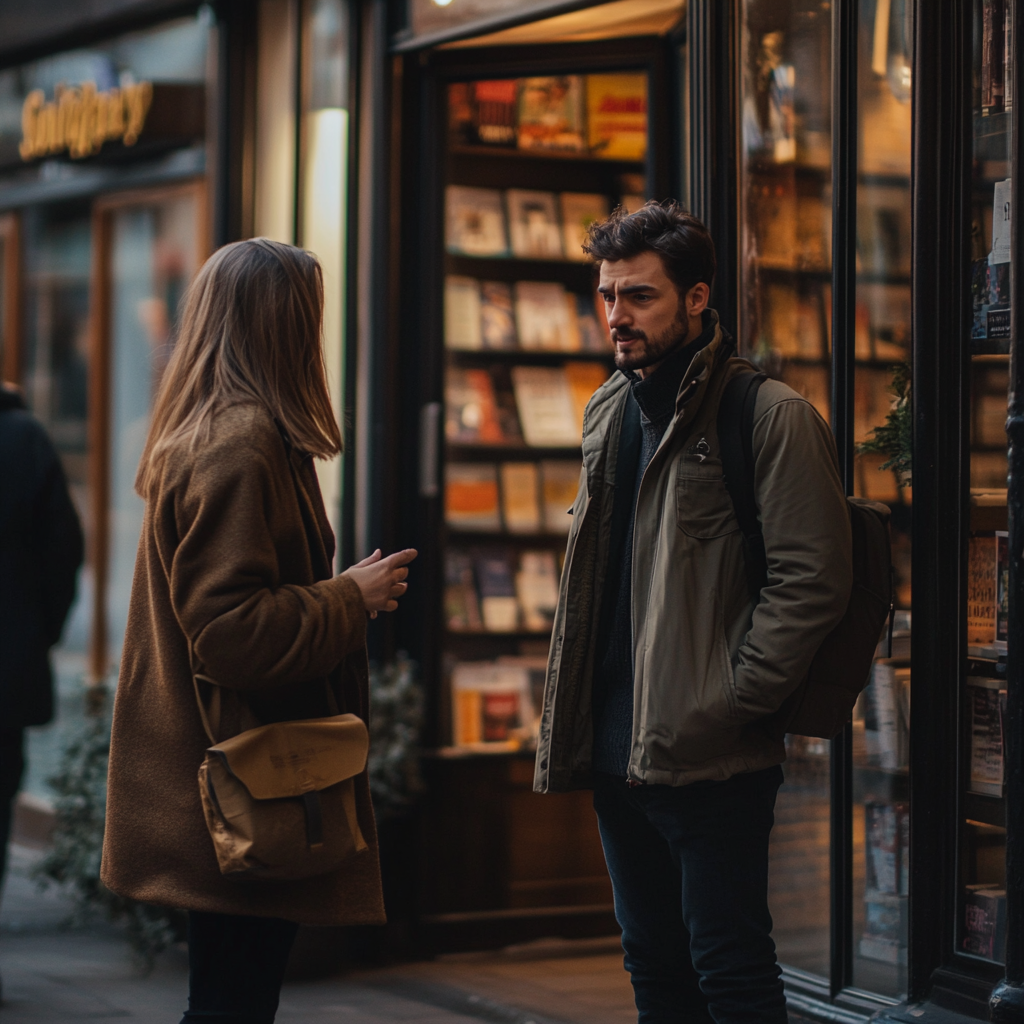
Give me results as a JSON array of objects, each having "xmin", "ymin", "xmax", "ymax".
[
  {"xmin": 107, "ymin": 194, "xmax": 198, "ymax": 664},
  {"xmin": 851, "ymin": 0, "xmax": 912, "ymax": 998},
  {"xmin": 739, "ymin": 0, "xmax": 833, "ymax": 979}
]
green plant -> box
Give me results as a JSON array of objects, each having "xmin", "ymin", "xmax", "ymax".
[
  {"xmin": 857, "ymin": 361, "xmax": 912, "ymax": 485},
  {"xmin": 367, "ymin": 652, "xmax": 424, "ymax": 820},
  {"xmin": 33, "ymin": 694, "xmax": 186, "ymax": 971}
]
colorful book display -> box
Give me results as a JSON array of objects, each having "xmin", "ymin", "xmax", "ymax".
[{"xmin": 517, "ymin": 76, "xmax": 586, "ymax": 153}]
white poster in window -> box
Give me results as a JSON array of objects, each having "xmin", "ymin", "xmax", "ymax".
[{"xmin": 990, "ymin": 178, "xmax": 1012, "ymax": 264}]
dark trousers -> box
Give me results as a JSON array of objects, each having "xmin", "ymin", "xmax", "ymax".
[
  {"xmin": 0, "ymin": 729, "xmax": 25, "ymax": 898},
  {"xmin": 181, "ymin": 911, "xmax": 299, "ymax": 1024},
  {"xmin": 593, "ymin": 766, "xmax": 787, "ymax": 1024}
]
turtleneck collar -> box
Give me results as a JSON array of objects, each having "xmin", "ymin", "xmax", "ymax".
[{"xmin": 623, "ymin": 309, "xmax": 718, "ymax": 425}]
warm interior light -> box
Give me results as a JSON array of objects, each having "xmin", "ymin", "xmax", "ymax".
[{"xmin": 432, "ymin": 0, "xmax": 455, "ymax": 7}]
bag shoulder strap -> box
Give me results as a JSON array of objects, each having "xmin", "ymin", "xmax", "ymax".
[{"xmin": 718, "ymin": 370, "xmax": 769, "ymax": 602}]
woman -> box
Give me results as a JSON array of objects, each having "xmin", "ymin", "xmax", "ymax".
[{"xmin": 101, "ymin": 238, "xmax": 416, "ymax": 1023}]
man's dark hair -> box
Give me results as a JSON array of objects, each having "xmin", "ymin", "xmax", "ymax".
[{"xmin": 583, "ymin": 200, "xmax": 716, "ymax": 297}]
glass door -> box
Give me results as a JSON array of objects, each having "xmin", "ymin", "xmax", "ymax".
[{"xmin": 91, "ymin": 182, "xmax": 206, "ymax": 682}]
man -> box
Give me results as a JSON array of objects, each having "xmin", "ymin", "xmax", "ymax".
[
  {"xmin": 0, "ymin": 384, "xmax": 83, "ymax": 903},
  {"xmin": 533, "ymin": 202, "xmax": 852, "ymax": 1023}
]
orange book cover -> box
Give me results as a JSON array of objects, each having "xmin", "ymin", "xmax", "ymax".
[{"xmin": 564, "ymin": 361, "xmax": 610, "ymax": 437}]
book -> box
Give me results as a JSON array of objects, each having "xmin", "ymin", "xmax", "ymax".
[
  {"xmin": 540, "ymin": 459, "xmax": 582, "ymax": 533},
  {"xmin": 480, "ymin": 281, "xmax": 517, "ymax": 350},
  {"xmin": 445, "ymin": 367, "xmax": 504, "ymax": 444},
  {"xmin": 997, "ymin": 531, "xmax": 1009, "ymax": 644},
  {"xmin": 488, "ymin": 366, "xmax": 525, "ymax": 445},
  {"xmin": 968, "ymin": 676, "xmax": 1007, "ymax": 796},
  {"xmin": 451, "ymin": 661, "xmax": 532, "ymax": 747},
  {"xmin": 859, "ymin": 893, "xmax": 909, "ymax": 965},
  {"xmin": 982, "ymin": 0, "xmax": 1006, "ymax": 115},
  {"xmin": 865, "ymin": 802, "xmax": 899, "ymax": 895},
  {"xmin": 515, "ymin": 550, "xmax": 559, "ymax": 632},
  {"xmin": 564, "ymin": 361, "xmax": 609, "ymax": 438},
  {"xmin": 517, "ymin": 76, "xmax": 586, "ymax": 153},
  {"xmin": 514, "ymin": 282, "xmax": 575, "ymax": 351},
  {"xmin": 560, "ymin": 192, "xmax": 609, "ymax": 261},
  {"xmin": 448, "ymin": 83, "xmax": 475, "ymax": 146},
  {"xmin": 444, "ymin": 549, "xmax": 483, "ymax": 632},
  {"xmin": 473, "ymin": 547, "xmax": 519, "ymax": 631},
  {"xmin": 963, "ymin": 886, "xmax": 1007, "ymax": 961},
  {"xmin": 863, "ymin": 662, "xmax": 908, "ymax": 769},
  {"xmin": 473, "ymin": 79, "xmax": 517, "ymax": 147},
  {"xmin": 496, "ymin": 654, "xmax": 548, "ymax": 739},
  {"xmin": 499, "ymin": 461, "xmax": 541, "ymax": 534},
  {"xmin": 576, "ymin": 293, "xmax": 610, "ymax": 352},
  {"xmin": 511, "ymin": 366, "xmax": 580, "ymax": 447},
  {"xmin": 445, "ymin": 463, "xmax": 500, "ymax": 531},
  {"xmin": 444, "ymin": 276, "xmax": 482, "ymax": 350},
  {"xmin": 507, "ymin": 190, "xmax": 564, "ymax": 259},
  {"xmin": 446, "ymin": 186, "xmax": 508, "ymax": 256},
  {"xmin": 586, "ymin": 73, "xmax": 648, "ymax": 161},
  {"xmin": 968, "ymin": 533, "xmax": 999, "ymax": 644}
]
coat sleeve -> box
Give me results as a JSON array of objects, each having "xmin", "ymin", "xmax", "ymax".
[
  {"xmin": 730, "ymin": 392, "xmax": 853, "ymax": 719},
  {"xmin": 35, "ymin": 451, "xmax": 85, "ymax": 647},
  {"xmin": 169, "ymin": 440, "xmax": 366, "ymax": 691}
]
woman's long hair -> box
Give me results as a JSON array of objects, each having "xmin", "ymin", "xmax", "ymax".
[{"xmin": 135, "ymin": 238, "xmax": 342, "ymax": 497}]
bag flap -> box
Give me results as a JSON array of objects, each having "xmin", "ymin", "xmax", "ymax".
[{"xmin": 210, "ymin": 713, "xmax": 368, "ymax": 799}]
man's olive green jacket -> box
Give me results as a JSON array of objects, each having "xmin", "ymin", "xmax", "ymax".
[{"xmin": 533, "ymin": 312, "xmax": 853, "ymax": 792}]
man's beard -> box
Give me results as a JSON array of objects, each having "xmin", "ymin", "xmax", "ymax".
[{"xmin": 612, "ymin": 309, "xmax": 689, "ymax": 372}]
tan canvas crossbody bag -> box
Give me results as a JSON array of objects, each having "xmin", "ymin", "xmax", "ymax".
[{"xmin": 193, "ymin": 674, "xmax": 370, "ymax": 882}]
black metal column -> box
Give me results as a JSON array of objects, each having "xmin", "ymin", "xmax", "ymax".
[
  {"xmin": 829, "ymin": 0, "xmax": 857, "ymax": 999},
  {"xmin": 909, "ymin": 0, "xmax": 971, "ymax": 1003},
  {"xmin": 990, "ymin": 0, "xmax": 1024, "ymax": 1019}
]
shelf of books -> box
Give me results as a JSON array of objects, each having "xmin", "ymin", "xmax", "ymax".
[
  {"xmin": 440, "ymin": 73, "xmax": 645, "ymax": 754},
  {"xmin": 957, "ymin": 0, "xmax": 1013, "ymax": 968}
]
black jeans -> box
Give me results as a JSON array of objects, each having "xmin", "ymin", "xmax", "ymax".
[
  {"xmin": 593, "ymin": 766, "xmax": 787, "ymax": 1024},
  {"xmin": 0, "ymin": 729, "xmax": 25, "ymax": 897},
  {"xmin": 181, "ymin": 911, "xmax": 299, "ymax": 1024}
]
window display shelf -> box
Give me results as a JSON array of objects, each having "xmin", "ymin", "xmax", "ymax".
[
  {"xmin": 445, "ymin": 253, "xmax": 597, "ymax": 282},
  {"xmin": 964, "ymin": 792, "xmax": 1006, "ymax": 830},
  {"xmin": 446, "ymin": 349, "xmax": 612, "ymax": 365}
]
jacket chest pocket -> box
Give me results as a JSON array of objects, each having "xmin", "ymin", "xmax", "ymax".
[{"xmin": 675, "ymin": 460, "xmax": 740, "ymax": 539}]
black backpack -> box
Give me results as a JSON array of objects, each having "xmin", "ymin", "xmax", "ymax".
[{"xmin": 717, "ymin": 371, "xmax": 894, "ymax": 739}]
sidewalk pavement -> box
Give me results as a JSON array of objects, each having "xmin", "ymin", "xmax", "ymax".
[{"xmin": 1, "ymin": 843, "xmax": 816, "ymax": 1024}]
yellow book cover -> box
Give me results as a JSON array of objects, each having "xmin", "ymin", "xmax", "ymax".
[
  {"xmin": 564, "ymin": 361, "xmax": 610, "ymax": 438},
  {"xmin": 586, "ymin": 73, "xmax": 648, "ymax": 161},
  {"xmin": 967, "ymin": 534, "xmax": 998, "ymax": 644}
]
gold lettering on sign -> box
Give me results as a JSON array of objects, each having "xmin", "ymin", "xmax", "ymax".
[{"xmin": 19, "ymin": 80, "xmax": 153, "ymax": 161}]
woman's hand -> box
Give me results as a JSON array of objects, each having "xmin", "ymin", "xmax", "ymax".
[{"xmin": 342, "ymin": 548, "xmax": 418, "ymax": 618}]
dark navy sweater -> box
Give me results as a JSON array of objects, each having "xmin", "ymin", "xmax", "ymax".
[{"xmin": 590, "ymin": 323, "xmax": 714, "ymax": 776}]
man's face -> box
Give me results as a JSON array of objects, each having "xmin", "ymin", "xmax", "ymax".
[{"xmin": 598, "ymin": 251, "xmax": 689, "ymax": 375}]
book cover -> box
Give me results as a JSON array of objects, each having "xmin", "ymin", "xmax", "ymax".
[
  {"xmin": 500, "ymin": 461, "xmax": 541, "ymax": 534},
  {"xmin": 515, "ymin": 550, "xmax": 559, "ymax": 632},
  {"xmin": 586, "ymin": 73, "xmax": 648, "ymax": 161},
  {"xmin": 997, "ymin": 530, "xmax": 1009, "ymax": 644},
  {"xmin": 473, "ymin": 547, "xmax": 519, "ymax": 632},
  {"xmin": 560, "ymin": 192, "xmax": 609, "ymax": 261},
  {"xmin": 514, "ymin": 281, "xmax": 574, "ymax": 351},
  {"xmin": 444, "ymin": 549, "xmax": 483, "ymax": 632},
  {"xmin": 863, "ymin": 662, "xmax": 903, "ymax": 770},
  {"xmin": 576, "ymin": 293, "xmax": 610, "ymax": 352},
  {"xmin": 865, "ymin": 802, "xmax": 899, "ymax": 895},
  {"xmin": 448, "ymin": 82, "xmax": 475, "ymax": 146},
  {"xmin": 445, "ymin": 276, "xmax": 482, "ymax": 350},
  {"xmin": 968, "ymin": 676, "xmax": 1006, "ymax": 796},
  {"xmin": 963, "ymin": 887, "xmax": 1007, "ymax": 961},
  {"xmin": 450, "ymin": 661, "xmax": 531, "ymax": 747},
  {"xmin": 564, "ymin": 361, "xmax": 610, "ymax": 438},
  {"xmin": 489, "ymin": 365, "xmax": 525, "ymax": 445},
  {"xmin": 859, "ymin": 894, "xmax": 909, "ymax": 964},
  {"xmin": 982, "ymin": 0, "xmax": 1006, "ymax": 114},
  {"xmin": 473, "ymin": 79, "xmax": 517, "ymax": 147},
  {"xmin": 540, "ymin": 459, "xmax": 582, "ymax": 533},
  {"xmin": 511, "ymin": 366, "xmax": 580, "ymax": 447},
  {"xmin": 968, "ymin": 533, "xmax": 998, "ymax": 644},
  {"xmin": 507, "ymin": 190, "xmax": 564, "ymax": 259},
  {"xmin": 445, "ymin": 367, "xmax": 504, "ymax": 444},
  {"xmin": 517, "ymin": 76, "xmax": 586, "ymax": 153},
  {"xmin": 496, "ymin": 654, "xmax": 548, "ymax": 740},
  {"xmin": 480, "ymin": 281, "xmax": 517, "ymax": 350},
  {"xmin": 445, "ymin": 463, "xmax": 500, "ymax": 531},
  {"xmin": 446, "ymin": 185, "xmax": 508, "ymax": 256}
]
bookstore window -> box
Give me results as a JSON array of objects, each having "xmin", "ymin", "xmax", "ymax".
[
  {"xmin": 442, "ymin": 71, "xmax": 647, "ymax": 754},
  {"xmin": 959, "ymin": 0, "xmax": 1012, "ymax": 969},
  {"xmin": 851, "ymin": 0, "xmax": 912, "ymax": 998},
  {"xmin": 738, "ymin": 0, "xmax": 834, "ymax": 980}
]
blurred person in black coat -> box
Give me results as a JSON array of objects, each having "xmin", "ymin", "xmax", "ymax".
[{"xmin": 0, "ymin": 383, "xmax": 83, "ymax": 894}]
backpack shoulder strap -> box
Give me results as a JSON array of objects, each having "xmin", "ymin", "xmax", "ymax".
[{"xmin": 718, "ymin": 370, "xmax": 769, "ymax": 603}]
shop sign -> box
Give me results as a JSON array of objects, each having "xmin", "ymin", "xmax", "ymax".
[{"xmin": 19, "ymin": 81, "xmax": 153, "ymax": 161}]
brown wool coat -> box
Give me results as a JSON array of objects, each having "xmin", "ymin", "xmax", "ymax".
[{"xmin": 100, "ymin": 402, "xmax": 385, "ymax": 926}]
